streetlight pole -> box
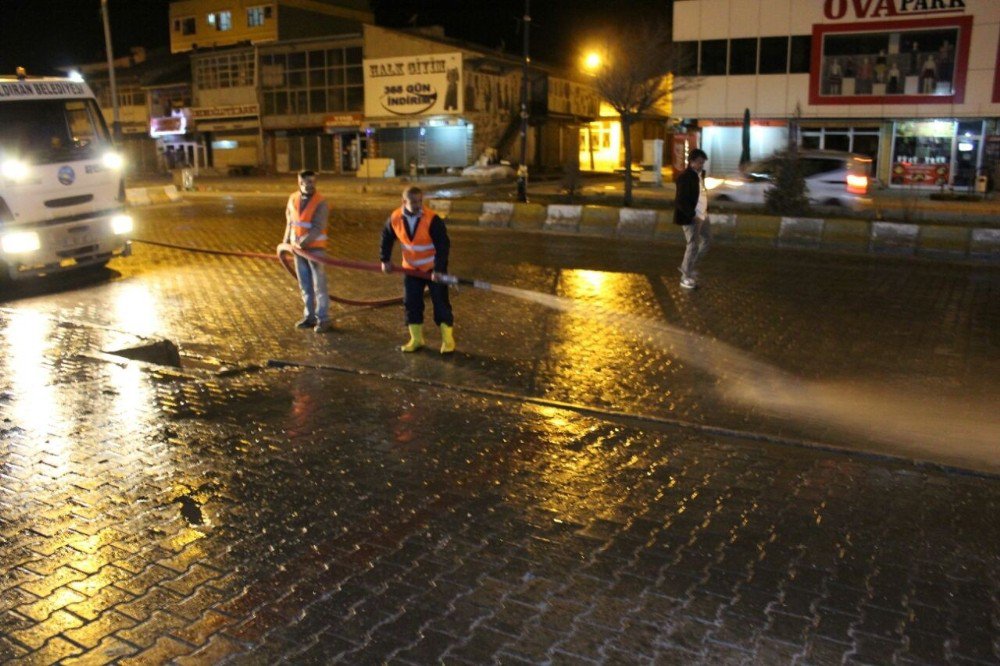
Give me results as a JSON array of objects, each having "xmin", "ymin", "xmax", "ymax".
[
  {"xmin": 100, "ymin": 0, "xmax": 122, "ymax": 143},
  {"xmin": 516, "ymin": 0, "xmax": 530, "ymax": 202}
]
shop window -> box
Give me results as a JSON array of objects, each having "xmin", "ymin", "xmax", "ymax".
[
  {"xmin": 287, "ymin": 52, "xmax": 306, "ymax": 70},
  {"xmin": 801, "ymin": 134, "xmax": 821, "ymax": 150},
  {"xmin": 346, "ymin": 47, "xmax": 363, "ymax": 65},
  {"xmin": 819, "ymin": 27, "xmax": 958, "ymax": 98},
  {"xmin": 824, "ymin": 134, "xmax": 850, "ymax": 152},
  {"xmin": 729, "ymin": 39, "xmax": 757, "ymax": 75},
  {"xmin": 674, "ymin": 41, "xmax": 697, "ymax": 77},
  {"xmin": 759, "ymin": 37, "xmax": 788, "ymax": 74},
  {"xmin": 700, "ymin": 40, "xmax": 727, "ymax": 76},
  {"xmin": 891, "ymin": 120, "xmax": 955, "ymax": 187},
  {"xmin": 346, "ymin": 67, "xmax": 363, "ymax": 85},
  {"xmin": 789, "ymin": 36, "xmax": 811, "ymax": 74},
  {"xmin": 957, "ymin": 120, "xmax": 983, "ymax": 137}
]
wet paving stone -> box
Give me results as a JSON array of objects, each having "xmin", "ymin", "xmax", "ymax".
[{"xmin": 0, "ymin": 199, "xmax": 996, "ymax": 663}]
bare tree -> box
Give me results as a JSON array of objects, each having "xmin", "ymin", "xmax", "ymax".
[{"xmin": 590, "ymin": 24, "xmax": 699, "ymax": 206}]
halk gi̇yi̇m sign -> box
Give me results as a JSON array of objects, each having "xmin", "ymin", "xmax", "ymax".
[{"xmin": 363, "ymin": 52, "xmax": 462, "ymax": 117}]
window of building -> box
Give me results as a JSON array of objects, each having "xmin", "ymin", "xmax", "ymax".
[
  {"xmin": 261, "ymin": 44, "xmax": 363, "ymax": 115},
  {"xmin": 674, "ymin": 41, "xmax": 698, "ymax": 77},
  {"xmin": 759, "ymin": 37, "xmax": 788, "ymax": 74},
  {"xmin": 194, "ymin": 51, "xmax": 255, "ymax": 89},
  {"xmin": 208, "ymin": 11, "xmax": 232, "ymax": 31},
  {"xmin": 818, "ymin": 27, "xmax": 958, "ymax": 98},
  {"xmin": 729, "ymin": 38, "xmax": 757, "ymax": 75},
  {"xmin": 700, "ymin": 40, "xmax": 727, "ymax": 76},
  {"xmin": 176, "ymin": 16, "xmax": 196, "ymax": 35},
  {"xmin": 247, "ymin": 6, "xmax": 269, "ymax": 27},
  {"xmin": 789, "ymin": 36, "xmax": 812, "ymax": 73}
]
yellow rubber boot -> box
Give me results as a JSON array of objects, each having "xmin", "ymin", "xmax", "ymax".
[
  {"xmin": 439, "ymin": 323, "xmax": 456, "ymax": 354},
  {"xmin": 400, "ymin": 324, "xmax": 424, "ymax": 352}
]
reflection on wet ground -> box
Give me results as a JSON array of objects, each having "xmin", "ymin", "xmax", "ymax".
[{"xmin": 0, "ymin": 199, "xmax": 997, "ymax": 663}]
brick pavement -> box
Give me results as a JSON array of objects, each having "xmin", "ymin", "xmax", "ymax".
[{"xmin": 0, "ymin": 199, "xmax": 996, "ymax": 664}]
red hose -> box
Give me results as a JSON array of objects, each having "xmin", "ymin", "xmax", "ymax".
[{"xmin": 132, "ymin": 238, "xmax": 419, "ymax": 307}]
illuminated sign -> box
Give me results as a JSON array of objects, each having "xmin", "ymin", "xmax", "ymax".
[
  {"xmin": 363, "ymin": 52, "xmax": 462, "ymax": 117},
  {"xmin": 190, "ymin": 104, "xmax": 259, "ymax": 119},
  {"xmin": 823, "ymin": 0, "xmax": 966, "ymax": 20},
  {"xmin": 150, "ymin": 113, "xmax": 187, "ymax": 137}
]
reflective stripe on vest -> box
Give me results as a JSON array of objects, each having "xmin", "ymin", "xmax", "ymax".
[
  {"xmin": 287, "ymin": 192, "xmax": 328, "ymax": 249},
  {"xmin": 390, "ymin": 207, "xmax": 437, "ymax": 271}
]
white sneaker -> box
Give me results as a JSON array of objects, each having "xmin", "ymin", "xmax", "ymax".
[{"xmin": 680, "ymin": 277, "xmax": 698, "ymax": 289}]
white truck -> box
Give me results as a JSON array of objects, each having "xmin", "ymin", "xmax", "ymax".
[{"xmin": 0, "ymin": 72, "xmax": 132, "ymax": 280}]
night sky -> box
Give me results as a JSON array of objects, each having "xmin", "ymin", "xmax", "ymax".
[{"xmin": 1, "ymin": 0, "xmax": 670, "ymax": 76}]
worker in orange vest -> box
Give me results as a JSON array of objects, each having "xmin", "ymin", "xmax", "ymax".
[
  {"xmin": 380, "ymin": 186, "xmax": 455, "ymax": 353},
  {"xmin": 284, "ymin": 170, "xmax": 332, "ymax": 333}
]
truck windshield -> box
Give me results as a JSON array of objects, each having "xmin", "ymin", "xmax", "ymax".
[{"xmin": 0, "ymin": 98, "xmax": 111, "ymax": 164}]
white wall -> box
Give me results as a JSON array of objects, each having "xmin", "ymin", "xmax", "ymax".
[{"xmin": 673, "ymin": 0, "xmax": 1000, "ymax": 120}]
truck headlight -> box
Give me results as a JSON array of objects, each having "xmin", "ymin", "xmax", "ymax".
[
  {"xmin": 1, "ymin": 231, "xmax": 41, "ymax": 254},
  {"xmin": 102, "ymin": 152, "xmax": 125, "ymax": 170},
  {"xmin": 111, "ymin": 214, "xmax": 133, "ymax": 235},
  {"xmin": 1, "ymin": 159, "xmax": 29, "ymax": 182}
]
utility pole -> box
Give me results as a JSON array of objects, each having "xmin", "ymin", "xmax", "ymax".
[
  {"xmin": 100, "ymin": 0, "xmax": 122, "ymax": 142},
  {"xmin": 516, "ymin": 0, "xmax": 530, "ymax": 202}
]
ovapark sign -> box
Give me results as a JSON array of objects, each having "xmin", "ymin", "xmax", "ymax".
[{"xmin": 823, "ymin": 0, "xmax": 966, "ymax": 20}]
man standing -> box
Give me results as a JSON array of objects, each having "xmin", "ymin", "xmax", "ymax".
[
  {"xmin": 380, "ymin": 186, "xmax": 455, "ymax": 354},
  {"xmin": 284, "ymin": 170, "xmax": 332, "ymax": 332},
  {"xmin": 674, "ymin": 148, "xmax": 710, "ymax": 290}
]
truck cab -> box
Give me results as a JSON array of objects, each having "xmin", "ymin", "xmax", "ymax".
[{"xmin": 0, "ymin": 72, "xmax": 132, "ymax": 280}]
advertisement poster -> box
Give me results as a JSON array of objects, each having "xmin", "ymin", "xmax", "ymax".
[{"xmin": 364, "ymin": 52, "xmax": 462, "ymax": 118}]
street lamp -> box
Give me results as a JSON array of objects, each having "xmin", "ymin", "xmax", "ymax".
[
  {"xmin": 517, "ymin": 0, "xmax": 530, "ymax": 203},
  {"xmin": 583, "ymin": 51, "xmax": 602, "ymax": 73},
  {"xmin": 100, "ymin": 0, "xmax": 122, "ymax": 142}
]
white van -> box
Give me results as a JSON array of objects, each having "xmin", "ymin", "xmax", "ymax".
[
  {"xmin": 707, "ymin": 150, "xmax": 873, "ymax": 210},
  {"xmin": 0, "ymin": 72, "xmax": 132, "ymax": 280}
]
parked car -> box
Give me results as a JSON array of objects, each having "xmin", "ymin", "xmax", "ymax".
[{"xmin": 706, "ymin": 150, "xmax": 873, "ymax": 209}]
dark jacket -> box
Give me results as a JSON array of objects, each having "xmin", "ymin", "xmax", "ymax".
[
  {"xmin": 673, "ymin": 167, "xmax": 703, "ymax": 226},
  {"xmin": 380, "ymin": 209, "xmax": 450, "ymax": 274}
]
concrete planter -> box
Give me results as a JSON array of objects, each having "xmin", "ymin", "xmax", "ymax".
[
  {"xmin": 480, "ymin": 202, "xmax": 513, "ymax": 228},
  {"xmin": 871, "ymin": 222, "xmax": 919, "ymax": 254},
  {"xmin": 617, "ymin": 209, "xmax": 658, "ymax": 238},
  {"xmin": 779, "ymin": 217, "xmax": 825, "ymax": 247},
  {"xmin": 544, "ymin": 205, "xmax": 582, "ymax": 233}
]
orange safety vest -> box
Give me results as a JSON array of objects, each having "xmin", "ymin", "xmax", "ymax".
[
  {"xmin": 286, "ymin": 192, "xmax": 328, "ymax": 250},
  {"xmin": 390, "ymin": 207, "xmax": 437, "ymax": 271}
]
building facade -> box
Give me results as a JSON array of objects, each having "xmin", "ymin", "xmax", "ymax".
[
  {"xmin": 672, "ymin": 0, "xmax": 1000, "ymax": 188},
  {"xmin": 361, "ymin": 24, "xmax": 602, "ymax": 174},
  {"xmin": 169, "ymin": 0, "xmax": 372, "ymax": 53}
]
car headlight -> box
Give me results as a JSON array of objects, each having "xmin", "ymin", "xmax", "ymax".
[
  {"xmin": 1, "ymin": 231, "xmax": 41, "ymax": 254},
  {"xmin": 1, "ymin": 159, "xmax": 30, "ymax": 182},
  {"xmin": 111, "ymin": 214, "xmax": 133, "ymax": 235},
  {"xmin": 703, "ymin": 176, "xmax": 724, "ymax": 190},
  {"xmin": 102, "ymin": 152, "xmax": 125, "ymax": 170}
]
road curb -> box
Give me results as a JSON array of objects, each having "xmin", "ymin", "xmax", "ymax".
[{"xmin": 428, "ymin": 199, "xmax": 1000, "ymax": 262}]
